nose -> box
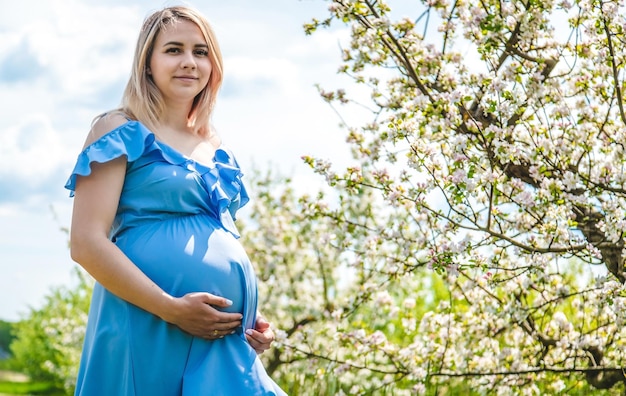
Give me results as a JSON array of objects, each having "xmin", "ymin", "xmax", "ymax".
[{"xmin": 181, "ymin": 51, "xmax": 196, "ymax": 70}]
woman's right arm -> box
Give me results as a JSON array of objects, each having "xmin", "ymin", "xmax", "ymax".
[{"xmin": 69, "ymin": 114, "xmax": 242, "ymax": 338}]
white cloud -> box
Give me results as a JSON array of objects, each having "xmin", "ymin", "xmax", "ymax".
[
  {"xmin": 22, "ymin": 2, "xmax": 140, "ymax": 96},
  {"xmin": 1, "ymin": 115, "xmax": 69, "ymax": 178}
]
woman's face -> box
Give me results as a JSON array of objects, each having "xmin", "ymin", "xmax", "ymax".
[{"xmin": 149, "ymin": 19, "xmax": 212, "ymax": 106}]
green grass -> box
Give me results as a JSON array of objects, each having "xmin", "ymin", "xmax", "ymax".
[
  {"xmin": 0, "ymin": 383, "xmax": 66, "ymax": 395},
  {"xmin": 0, "ymin": 370, "xmax": 66, "ymax": 396},
  {"xmin": 0, "ymin": 381, "xmax": 58, "ymax": 393}
]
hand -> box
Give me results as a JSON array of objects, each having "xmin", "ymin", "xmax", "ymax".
[
  {"xmin": 161, "ymin": 292, "xmax": 242, "ymax": 339},
  {"xmin": 245, "ymin": 315, "xmax": 275, "ymax": 354}
]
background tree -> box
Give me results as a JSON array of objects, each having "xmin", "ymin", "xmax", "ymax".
[
  {"xmin": 0, "ymin": 321, "xmax": 14, "ymax": 358},
  {"xmin": 253, "ymin": 0, "xmax": 626, "ymax": 394},
  {"xmin": 242, "ymin": 170, "xmax": 463, "ymax": 394},
  {"xmin": 245, "ymin": 174, "xmax": 618, "ymax": 394},
  {"xmin": 0, "ymin": 320, "xmax": 15, "ymax": 369}
]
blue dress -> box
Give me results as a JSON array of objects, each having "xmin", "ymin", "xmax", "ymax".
[{"xmin": 65, "ymin": 120, "xmax": 286, "ymax": 396}]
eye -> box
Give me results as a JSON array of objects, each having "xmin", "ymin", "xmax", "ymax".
[
  {"xmin": 194, "ymin": 49, "xmax": 209, "ymax": 56},
  {"xmin": 165, "ymin": 47, "xmax": 182, "ymax": 53}
]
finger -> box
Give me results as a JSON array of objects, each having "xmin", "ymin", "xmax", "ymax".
[
  {"xmin": 245, "ymin": 329, "xmax": 271, "ymax": 346},
  {"xmin": 251, "ymin": 326, "xmax": 274, "ymax": 340},
  {"xmin": 245, "ymin": 334, "xmax": 262, "ymax": 349},
  {"xmin": 211, "ymin": 316, "xmax": 243, "ymax": 331},
  {"xmin": 245, "ymin": 334, "xmax": 269, "ymax": 353},
  {"xmin": 201, "ymin": 293, "xmax": 234, "ymax": 308},
  {"xmin": 192, "ymin": 292, "xmax": 234, "ymax": 309},
  {"xmin": 204, "ymin": 305, "xmax": 243, "ymax": 323},
  {"xmin": 255, "ymin": 317, "xmax": 271, "ymax": 331}
]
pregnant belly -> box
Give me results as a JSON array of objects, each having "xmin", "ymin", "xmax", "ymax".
[{"xmin": 113, "ymin": 214, "xmax": 256, "ymax": 315}]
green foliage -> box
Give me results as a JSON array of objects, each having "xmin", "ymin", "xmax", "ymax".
[
  {"xmin": 0, "ymin": 320, "xmax": 15, "ymax": 358},
  {"xmin": 0, "ymin": 379, "xmax": 65, "ymax": 395},
  {"xmin": 9, "ymin": 268, "xmax": 92, "ymax": 394}
]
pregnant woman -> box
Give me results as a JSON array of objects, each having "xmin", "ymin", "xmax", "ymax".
[{"xmin": 65, "ymin": 5, "xmax": 286, "ymax": 395}]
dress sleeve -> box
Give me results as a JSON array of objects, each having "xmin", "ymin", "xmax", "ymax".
[{"xmin": 64, "ymin": 121, "xmax": 154, "ymax": 197}]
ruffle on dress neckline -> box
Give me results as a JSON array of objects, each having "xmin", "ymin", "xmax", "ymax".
[{"xmin": 64, "ymin": 120, "xmax": 249, "ymax": 238}]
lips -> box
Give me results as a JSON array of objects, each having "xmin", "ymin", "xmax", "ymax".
[{"xmin": 174, "ymin": 75, "xmax": 198, "ymax": 81}]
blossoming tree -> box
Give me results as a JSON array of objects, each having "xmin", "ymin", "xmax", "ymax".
[{"xmin": 247, "ymin": 0, "xmax": 626, "ymax": 394}]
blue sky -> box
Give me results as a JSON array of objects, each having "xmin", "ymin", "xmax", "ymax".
[{"xmin": 0, "ymin": 0, "xmax": 359, "ymax": 321}]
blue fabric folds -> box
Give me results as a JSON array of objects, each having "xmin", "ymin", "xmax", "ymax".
[{"xmin": 65, "ymin": 120, "xmax": 249, "ymax": 238}]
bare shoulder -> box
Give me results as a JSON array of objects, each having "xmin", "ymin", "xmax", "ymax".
[
  {"xmin": 209, "ymin": 132, "xmax": 222, "ymax": 148},
  {"xmin": 82, "ymin": 111, "xmax": 131, "ymax": 149}
]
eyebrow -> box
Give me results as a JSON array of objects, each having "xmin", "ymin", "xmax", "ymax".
[{"xmin": 163, "ymin": 41, "xmax": 208, "ymax": 48}]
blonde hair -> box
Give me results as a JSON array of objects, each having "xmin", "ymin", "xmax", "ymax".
[{"xmin": 120, "ymin": 6, "xmax": 223, "ymax": 135}]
